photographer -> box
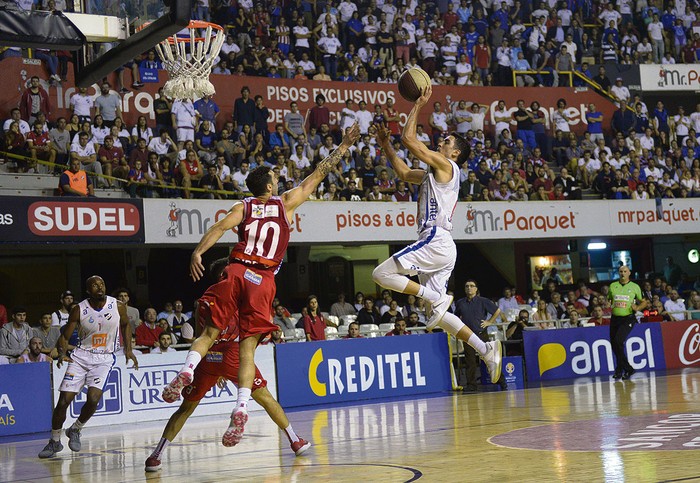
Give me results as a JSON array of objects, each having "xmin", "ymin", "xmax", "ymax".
[{"xmin": 506, "ymin": 309, "xmax": 533, "ymax": 356}]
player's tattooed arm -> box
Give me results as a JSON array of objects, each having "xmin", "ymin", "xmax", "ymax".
[{"xmin": 283, "ymin": 123, "xmax": 360, "ymax": 212}]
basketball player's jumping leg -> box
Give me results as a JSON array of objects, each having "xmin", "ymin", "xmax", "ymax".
[
  {"xmin": 162, "ymin": 323, "xmax": 221, "ymax": 402},
  {"xmin": 222, "ymin": 333, "xmax": 261, "ymax": 446},
  {"xmin": 373, "ymin": 257, "xmax": 503, "ymax": 382}
]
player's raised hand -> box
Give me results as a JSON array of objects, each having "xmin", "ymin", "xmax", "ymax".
[
  {"xmin": 190, "ymin": 252, "xmax": 205, "ymax": 281},
  {"xmin": 375, "ymin": 122, "xmax": 392, "ymax": 147},
  {"xmin": 340, "ymin": 122, "xmax": 360, "ymax": 148},
  {"xmin": 416, "ymin": 84, "xmax": 433, "ymax": 108}
]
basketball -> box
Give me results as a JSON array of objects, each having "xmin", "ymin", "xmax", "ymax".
[{"xmin": 398, "ymin": 68, "xmax": 431, "ymax": 102}]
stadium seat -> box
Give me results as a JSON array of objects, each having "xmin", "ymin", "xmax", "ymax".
[
  {"xmin": 327, "ymin": 315, "xmax": 340, "ymax": 327},
  {"xmin": 325, "ymin": 327, "xmax": 338, "ymax": 340},
  {"xmin": 337, "ymin": 325, "xmax": 349, "ymax": 335},
  {"xmin": 292, "ymin": 328, "xmax": 306, "ymax": 342},
  {"xmin": 339, "ymin": 315, "xmax": 356, "ymax": 326},
  {"xmin": 291, "ymin": 313, "xmax": 303, "ymax": 321},
  {"xmin": 378, "ymin": 323, "xmax": 394, "ymax": 332},
  {"xmin": 360, "ymin": 324, "xmax": 379, "ymax": 337}
]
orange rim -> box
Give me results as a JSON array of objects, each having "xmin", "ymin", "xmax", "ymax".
[{"xmin": 137, "ymin": 20, "xmax": 224, "ymax": 43}]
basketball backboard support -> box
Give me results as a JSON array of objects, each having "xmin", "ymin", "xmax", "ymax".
[{"xmin": 74, "ymin": 0, "xmax": 193, "ymax": 88}]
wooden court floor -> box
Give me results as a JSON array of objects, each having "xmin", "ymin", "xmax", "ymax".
[{"xmin": 3, "ymin": 369, "xmax": 700, "ymax": 482}]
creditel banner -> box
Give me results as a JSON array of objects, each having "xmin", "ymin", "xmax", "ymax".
[
  {"xmin": 142, "ymin": 198, "xmax": 700, "ymax": 244},
  {"xmin": 523, "ymin": 324, "xmax": 666, "ymax": 382},
  {"xmin": 0, "ymin": 57, "xmax": 618, "ymax": 135},
  {"xmin": 51, "ymin": 346, "xmax": 276, "ymax": 427},
  {"xmin": 661, "ymin": 320, "xmax": 700, "ymax": 369},
  {"xmin": 275, "ymin": 333, "xmax": 452, "ymax": 408},
  {"xmin": 0, "ymin": 363, "xmax": 53, "ymax": 436},
  {"xmin": 0, "ymin": 196, "xmax": 144, "ymax": 243},
  {"xmin": 640, "ymin": 64, "xmax": 700, "ymax": 91}
]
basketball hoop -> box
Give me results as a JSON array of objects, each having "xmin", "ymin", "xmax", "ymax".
[{"xmin": 147, "ymin": 20, "xmax": 225, "ymax": 100}]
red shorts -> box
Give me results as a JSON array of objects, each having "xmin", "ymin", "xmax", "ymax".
[
  {"xmin": 182, "ymin": 341, "xmax": 267, "ymax": 402},
  {"xmin": 198, "ymin": 261, "xmax": 278, "ymax": 340}
]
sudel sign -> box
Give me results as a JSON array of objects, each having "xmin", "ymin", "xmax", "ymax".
[{"xmin": 28, "ymin": 202, "xmax": 140, "ymax": 236}]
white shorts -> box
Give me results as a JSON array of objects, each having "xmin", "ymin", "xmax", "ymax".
[
  {"xmin": 393, "ymin": 226, "xmax": 456, "ymax": 296},
  {"xmin": 59, "ymin": 348, "xmax": 116, "ymax": 393},
  {"xmin": 177, "ymin": 127, "xmax": 195, "ymax": 143}
]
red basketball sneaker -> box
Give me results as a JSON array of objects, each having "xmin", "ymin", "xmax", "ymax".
[
  {"xmin": 291, "ymin": 438, "xmax": 311, "ymax": 456},
  {"xmin": 162, "ymin": 372, "xmax": 193, "ymax": 403},
  {"xmin": 222, "ymin": 410, "xmax": 248, "ymax": 447}
]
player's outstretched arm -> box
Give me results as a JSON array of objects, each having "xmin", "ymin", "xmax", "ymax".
[
  {"xmin": 190, "ymin": 202, "xmax": 245, "ymax": 281},
  {"xmin": 401, "ymin": 85, "xmax": 453, "ymax": 178},
  {"xmin": 118, "ymin": 302, "xmax": 138, "ymax": 369},
  {"xmin": 283, "ymin": 123, "xmax": 360, "ymax": 211},
  {"xmin": 56, "ymin": 304, "xmax": 80, "ymax": 368},
  {"xmin": 376, "ymin": 123, "xmax": 424, "ymax": 185}
]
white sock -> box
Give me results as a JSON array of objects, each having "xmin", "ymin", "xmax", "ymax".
[
  {"xmin": 182, "ymin": 351, "xmax": 202, "ymax": 376},
  {"xmin": 468, "ymin": 334, "xmax": 487, "ymax": 356},
  {"xmin": 285, "ymin": 424, "xmax": 299, "ymax": 443},
  {"xmin": 417, "ymin": 285, "xmax": 441, "ymax": 304},
  {"xmin": 72, "ymin": 420, "xmax": 85, "ymax": 430},
  {"xmin": 51, "ymin": 429, "xmax": 62, "ymax": 442},
  {"xmin": 235, "ymin": 387, "xmax": 251, "ymax": 412},
  {"xmin": 151, "ymin": 437, "xmax": 170, "ymax": 458}
]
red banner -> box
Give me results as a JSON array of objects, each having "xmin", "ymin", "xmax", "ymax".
[
  {"xmin": 660, "ymin": 320, "xmax": 700, "ymax": 369},
  {"xmin": 0, "ymin": 57, "xmax": 618, "ymax": 136}
]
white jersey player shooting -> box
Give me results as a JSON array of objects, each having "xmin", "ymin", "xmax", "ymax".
[
  {"xmin": 39, "ymin": 275, "xmax": 139, "ymax": 459},
  {"xmin": 373, "ymin": 84, "xmax": 503, "ymax": 383}
]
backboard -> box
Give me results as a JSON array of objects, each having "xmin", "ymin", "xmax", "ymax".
[{"xmin": 73, "ymin": 0, "xmax": 193, "ymax": 88}]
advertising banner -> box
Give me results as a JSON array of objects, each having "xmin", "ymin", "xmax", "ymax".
[
  {"xmin": 275, "ymin": 333, "xmax": 452, "ymax": 408},
  {"xmin": 523, "ymin": 324, "xmax": 666, "ymax": 382},
  {"xmin": 142, "ymin": 198, "xmax": 700, "ymax": 245},
  {"xmin": 661, "ymin": 320, "xmax": 700, "ymax": 369},
  {"xmin": 0, "ymin": 57, "xmax": 618, "ymax": 135},
  {"xmin": 51, "ymin": 346, "xmax": 276, "ymax": 427},
  {"xmin": 640, "ymin": 64, "xmax": 700, "ymax": 91},
  {"xmin": 0, "ymin": 363, "xmax": 53, "ymax": 436},
  {"xmin": 0, "ymin": 196, "xmax": 144, "ymax": 243}
]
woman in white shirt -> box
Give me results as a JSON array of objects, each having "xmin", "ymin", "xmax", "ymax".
[
  {"xmin": 131, "ymin": 115, "xmax": 154, "ymax": 145},
  {"xmin": 552, "ymin": 99, "xmax": 572, "ymax": 133},
  {"xmin": 91, "ymin": 115, "xmax": 110, "ymax": 150}
]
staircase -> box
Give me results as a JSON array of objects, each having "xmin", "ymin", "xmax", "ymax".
[{"xmin": 0, "ymin": 161, "xmax": 129, "ymax": 198}]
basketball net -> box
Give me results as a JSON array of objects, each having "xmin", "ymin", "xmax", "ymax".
[{"xmin": 154, "ymin": 24, "xmax": 224, "ymax": 100}]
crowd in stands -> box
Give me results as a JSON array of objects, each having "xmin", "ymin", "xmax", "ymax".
[
  {"xmin": 2, "ymin": 260, "xmax": 699, "ymax": 364},
  {"xmin": 2, "ymin": 0, "xmax": 700, "ymax": 201}
]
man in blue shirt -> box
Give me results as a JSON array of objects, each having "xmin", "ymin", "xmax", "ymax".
[
  {"xmin": 194, "ymin": 95, "xmax": 220, "ymax": 132},
  {"xmin": 585, "ymin": 103, "xmax": 605, "ymax": 143},
  {"xmin": 453, "ymin": 279, "xmax": 507, "ymax": 392}
]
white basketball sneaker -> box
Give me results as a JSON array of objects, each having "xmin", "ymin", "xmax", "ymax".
[
  {"xmin": 482, "ymin": 341, "xmax": 503, "ymax": 383},
  {"xmin": 426, "ymin": 293, "xmax": 454, "ymax": 330}
]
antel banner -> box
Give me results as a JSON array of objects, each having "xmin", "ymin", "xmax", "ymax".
[
  {"xmin": 0, "ymin": 196, "xmax": 144, "ymax": 243},
  {"xmin": 661, "ymin": 320, "xmax": 700, "ymax": 369},
  {"xmin": 143, "ymin": 198, "xmax": 700, "ymax": 245},
  {"xmin": 51, "ymin": 347, "xmax": 276, "ymax": 427},
  {"xmin": 0, "ymin": 57, "xmax": 618, "ymax": 135},
  {"xmin": 275, "ymin": 333, "xmax": 452, "ymax": 408},
  {"xmin": 523, "ymin": 324, "xmax": 666, "ymax": 382},
  {"xmin": 640, "ymin": 64, "xmax": 700, "ymax": 92}
]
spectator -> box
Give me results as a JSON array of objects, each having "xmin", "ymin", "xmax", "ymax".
[
  {"xmin": 16, "ymin": 337, "xmax": 51, "ymax": 363},
  {"xmin": 308, "ymin": 94, "xmax": 330, "ymax": 132},
  {"xmin": 497, "ymin": 287, "xmax": 520, "ymax": 313},
  {"xmin": 171, "ymin": 98, "xmax": 198, "ymax": 149},
  {"xmin": 385, "ymin": 317, "xmax": 410, "ymax": 336},
  {"xmin": 59, "ymin": 158, "xmax": 94, "ymax": 197},
  {"xmin": 135, "ymin": 307, "xmax": 163, "ymax": 348},
  {"xmin": 20, "ymin": 76, "xmax": 51, "ymax": 124},
  {"xmin": 343, "ymin": 321, "xmax": 363, "ymax": 339},
  {"xmin": 664, "ymin": 290, "xmax": 688, "ymax": 321},
  {"xmin": 330, "ymin": 293, "xmax": 356, "ymax": 317},
  {"xmin": 506, "ymin": 309, "xmax": 533, "ymax": 356},
  {"xmin": 151, "ymin": 333, "xmax": 176, "ymax": 353},
  {"xmin": 0, "ymin": 307, "xmax": 32, "ymax": 364},
  {"xmin": 94, "ymin": 82, "xmax": 121, "ymax": 128},
  {"xmin": 50, "ymin": 290, "xmax": 73, "ymax": 327},
  {"xmin": 303, "ymin": 295, "xmax": 334, "ymax": 341},
  {"xmin": 33, "ymin": 312, "xmax": 60, "ymax": 359},
  {"xmin": 356, "ymin": 297, "xmax": 380, "ymax": 325},
  {"xmin": 166, "ymin": 300, "xmax": 190, "ymax": 337},
  {"xmin": 115, "ymin": 288, "xmax": 141, "ymax": 333},
  {"xmin": 273, "ymin": 304, "xmax": 297, "ymax": 339}
]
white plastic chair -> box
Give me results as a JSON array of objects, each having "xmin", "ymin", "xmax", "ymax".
[
  {"xmin": 292, "ymin": 328, "xmax": 306, "ymax": 342},
  {"xmin": 340, "ymin": 314, "xmax": 357, "ymax": 326},
  {"xmin": 326, "ymin": 315, "xmax": 340, "ymax": 327},
  {"xmin": 325, "ymin": 327, "xmax": 339, "ymax": 340},
  {"xmin": 379, "ymin": 323, "xmax": 394, "ymax": 332},
  {"xmin": 291, "ymin": 313, "xmax": 303, "ymax": 321},
  {"xmin": 337, "ymin": 325, "xmax": 349, "ymax": 335}
]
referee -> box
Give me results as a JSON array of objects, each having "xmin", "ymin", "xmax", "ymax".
[
  {"xmin": 608, "ymin": 265, "xmax": 648, "ymax": 380},
  {"xmin": 453, "ymin": 279, "xmax": 507, "ymax": 391}
]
